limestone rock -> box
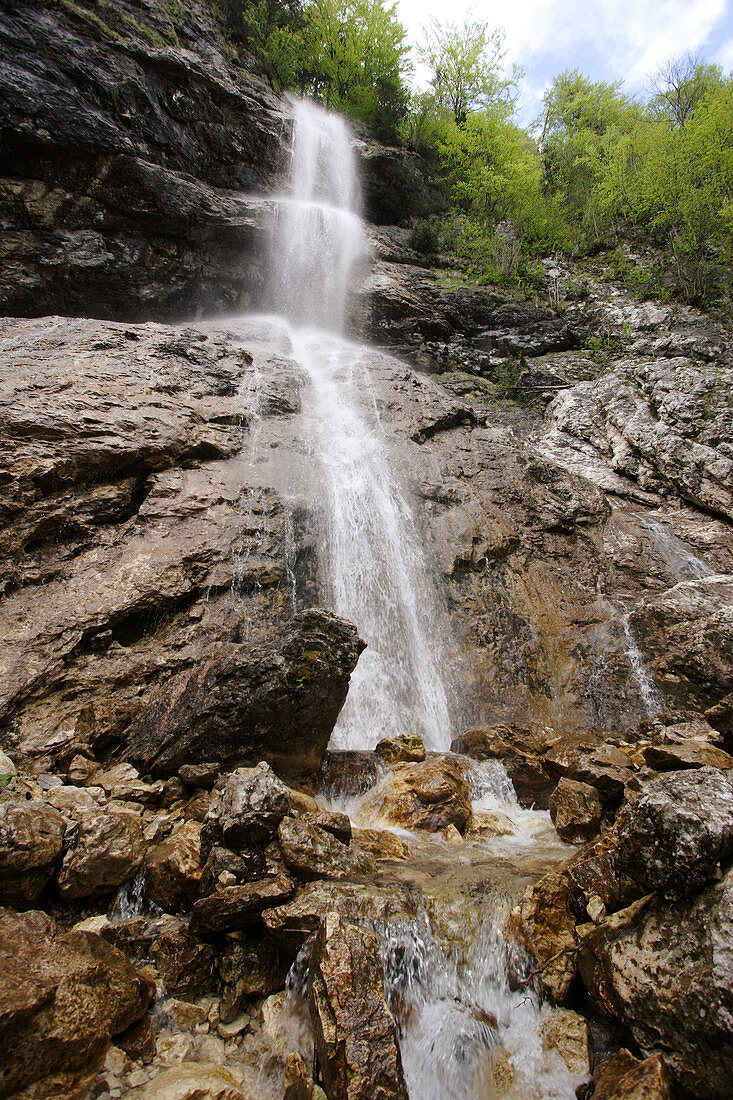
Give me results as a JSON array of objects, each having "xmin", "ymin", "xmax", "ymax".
[
  {"xmin": 58, "ymin": 809, "xmax": 145, "ymax": 898},
  {"xmin": 511, "ymin": 869, "xmax": 577, "ymax": 1003},
  {"xmin": 464, "ymin": 811, "xmax": 514, "ymax": 839},
  {"xmin": 130, "ymin": 1063, "xmax": 245, "ymax": 1100},
  {"xmin": 191, "ymin": 876, "xmax": 294, "ymax": 935},
  {"xmin": 540, "ymin": 1008, "xmax": 590, "ymax": 1078},
  {"xmin": 284, "ymin": 1051, "xmax": 315, "ymax": 1100},
  {"xmin": 308, "ymin": 912, "xmax": 408, "ymax": 1100},
  {"xmin": 298, "ymin": 808, "xmax": 352, "ymax": 845},
  {"xmin": 146, "ymin": 819, "xmax": 203, "ymax": 912},
  {"xmin": 545, "ymin": 734, "xmax": 633, "ymax": 809},
  {"xmin": 200, "ymin": 762, "xmax": 291, "ymax": 860},
  {"xmin": 352, "ymin": 828, "xmax": 411, "ymax": 860},
  {"xmin": 372, "ymin": 755, "xmax": 471, "ymax": 834},
  {"xmin": 123, "ymin": 609, "xmax": 364, "ymax": 778},
  {"xmin": 263, "ymin": 880, "xmax": 417, "ymax": 951},
  {"xmin": 550, "ymin": 779, "xmax": 602, "ymax": 845},
  {"xmin": 565, "ymin": 831, "xmax": 639, "ymax": 921},
  {"xmin": 219, "ymin": 933, "xmax": 290, "ymax": 1020},
  {"xmin": 321, "ymin": 751, "xmax": 383, "ymax": 798},
  {"xmin": 0, "ymin": 907, "xmax": 153, "ymax": 1098},
  {"xmin": 0, "ymin": 796, "xmax": 66, "ymax": 905},
  {"xmin": 179, "ymin": 763, "xmax": 220, "ymax": 790},
  {"xmin": 0, "ymin": 749, "xmax": 15, "ymax": 780},
  {"xmin": 278, "ymin": 817, "xmax": 375, "ymax": 881},
  {"xmin": 641, "ymin": 741, "xmax": 733, "ymax": 771},
  {"xmin": 612, "ymin": 766, "xmax": 733, "ymax": 898},
  {"xmin": 375, "ymin": 733, "xmax": 426, "ymax": 764},
  {"xmin": 578, "ymin": 873, "xmax": 733, "ymax": 1097},
  {"xmin": 593, "ymin": 1050, "xmax": 672, "ymax": 1100}
]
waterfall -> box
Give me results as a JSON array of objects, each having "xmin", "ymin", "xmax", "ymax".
[{"xmin": 262, "ymin": 99, "xmax": 453, "ymax": 751}]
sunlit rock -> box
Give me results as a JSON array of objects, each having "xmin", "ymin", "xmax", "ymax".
[{"xmin": 309, "ymin": 912, "xmax": 408, "ymax": 1100}]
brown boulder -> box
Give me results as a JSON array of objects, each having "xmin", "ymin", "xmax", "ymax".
[
  {"xmin": 375, "ymin": 733, "xmax": 426, "ymax": 764},
  {"xmin": 121, "ymin": 608, "xmax": 365, "ymax": 779},
  {"xmin": 58, "ymin": 810, "xmax": 145, "ymax": 898},
  {"xmin": 593, "ymin": 1050, "xmax": 671, "ymax": 1100},
  {"xmin": 510, "ymin": 869, "xmax": 577, "ymax": 1003},
  {"xmin": 278, "ymin": 817, "xmax": 375, "ymax": 881},
  {"xmin": 308, "ymin": 912, "xmax": 408, "ymax": 1100},
  {"xmin": 263, "ymin": 880, "xmax": 417, "ymax": 952},
  {"xmin": 146, "ymin": 819, "xmax": 203, "ymax": 912},
  {"xmin": 372, "ymin": 755, "xmax": 471, "ymax": 833},
  {"xmin": 0, "ymin": 796, "xmax": 66, "ymax": 906},
  {"xmin": 218, "ymin": 933, "xmax": 290, "ymax": 1021},
  {"xmin": 0, "ymin": 907, "xmax": 153, "ymax": 1098},
  {"xmin": 131, "ymin": 1063, "xmax": 245, "ymax": 1100},
  {"xmin": 549, "ymin": 779, "xmax": 602, "ymax": 845},
  {"xmin": 545, "ymin": 733, "xmax": 634, "ymax": 808},
  {"xmin": 191, "ymin": 875, "xmax": 294, "ymax": 936}
]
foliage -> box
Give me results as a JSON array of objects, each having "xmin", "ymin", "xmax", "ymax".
[
  {"xmin": 408, "ymin": 220, "xmax": 440, "ymax": 254},
  {"xmin": 217, "ymin": 0, "xmax": 410, "ymax": 138},
  {"xmin": 417, "ymin": 15, "xmax": 519, "ymax": 124}
]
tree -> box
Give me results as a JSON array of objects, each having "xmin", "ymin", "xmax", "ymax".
[
  {"xmin": 536, "ymin": 70, "xmax": 642, "ymax": 241},
  {"xmin": 300, "ymin": 0, "xmax": 411, "ymax": 138},
  {"xmin": 650, "ymin": 54, "xmax": 724, "ymax": 128},
  {"xmin": 417, "ymin": 15, "xmax": 518, "ymax": 124}
]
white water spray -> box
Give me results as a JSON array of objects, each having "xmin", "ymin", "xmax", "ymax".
[{"xmin": 264, "ymin": 100, "xmax": 452, "ymax": 750}]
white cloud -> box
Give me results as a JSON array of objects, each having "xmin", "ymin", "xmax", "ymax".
[{"xmin": 396, "ymin": 0, "xmax": 731, "ymax": 111}]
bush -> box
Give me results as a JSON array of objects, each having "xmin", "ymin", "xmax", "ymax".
[{"xmin": 408, "ymin": 220, "xmax": 440, "ymax": 255}]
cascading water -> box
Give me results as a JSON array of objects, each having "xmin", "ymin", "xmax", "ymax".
[
  {"xmin": 214, "ymin": 99, "xmax": 577, "ymax": 1100},
  {"xmin": 262, "ymin": 99, "xmax": 452, "ymax": 751}
]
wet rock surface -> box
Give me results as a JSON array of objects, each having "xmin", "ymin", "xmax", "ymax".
[
  {"xmin": 612, "ymin": 766, "xmax": 733, "ymax": 899},
  {"xmin": 0, "ymin": 0, "xmax": 288, "ymax": 320},
  {"xmin": 308, "ymin": 912, "xmax": 409, "ymax": 1100},
  {"xmin": 0, "ymin": 906, "xmax": 153, "ymax": 1098}
]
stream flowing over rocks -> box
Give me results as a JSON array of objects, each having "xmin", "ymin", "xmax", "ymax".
[{"xmin": 1, "ymin": 2, "xmax": 733, "ymax": 1099}]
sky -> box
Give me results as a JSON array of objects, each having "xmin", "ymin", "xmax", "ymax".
[{"xmin": 395, "ymin": 0, "xmax": 733, "ymax": 125}]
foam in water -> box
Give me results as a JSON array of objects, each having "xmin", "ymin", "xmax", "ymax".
[{"xmin": 262, "ymin": 99, "xmax": 453, "ymax": 750}]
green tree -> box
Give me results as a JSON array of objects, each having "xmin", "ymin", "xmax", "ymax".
[
  {"xmin": 537, "ymin": 70, "xmax": 643, "ymax": 242},
  {"xmin": 417, "ymin": 15, "xmax": 518, "ymax": 124},
  {"xmin": 300, "ymin": 0, "xmax": 410, "ymax": 138}
]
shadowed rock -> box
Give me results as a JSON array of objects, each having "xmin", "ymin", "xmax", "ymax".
[
  {"xmin": 0, "ymin": 907, "xmax": 153, "ymax": 1098},
  {"xmin": 121, "ymin": 609, "xmax": 365, "ymax": 778}
]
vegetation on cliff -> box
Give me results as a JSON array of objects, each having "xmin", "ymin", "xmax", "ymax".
[{"xmin": 222, "ymin": 1, "xmax": 732, "ymax": 313}]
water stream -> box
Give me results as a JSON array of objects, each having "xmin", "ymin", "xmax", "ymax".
[{"xmin": 222, "ymin": 99, "xmax": 576, "ymax": 1099}]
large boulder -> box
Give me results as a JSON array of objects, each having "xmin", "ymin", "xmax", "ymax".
[
  {"xmin": 0, "ymin": 795, "xmax": 66, "ymax": 906},
  {"xmin": 612, "ymin": 766, "xmax": 733, "ymax": 899},
  {"xmin": 549, "ymin": 778, "xmax": 602, "ymax": 845},
  {"xmin": 191, "ymin": 876, "xmax": 294, "ymax": 936},
  {"xmin": 0, "ymin": 907, "xmax": 153, "ymax": 1098},
  {"xmin": 200, "ymin": 762, "xmax": 291, "ymax": 861},
  {"xmin": 510, "ymin": 869, "xmax": 578, "ymax": 1003},
  {"xmin": 578, "ymin": 870, "xmax": 733, "ymax": 1098},
  {"xmin": 122, "ymin": 609, "xmax": 364, "ymax": 778},
  {"xmin": 58, "ymin": 809, "xmax": 146, "ymax": 899},
  {"xmin": 145, "ymin": 819, "xmax": 203, "ymax": 912},
  {"xmin": 278, "ymin": 817, "xmax": 375, "ymax": 881},
  {"xmin": 308, "ymin": 912, "xmax": 408, "ymax": 1100},
  {"xmin": 544, "ymin": 733, "xmax": 634, "ymax": 809},
  {"xmin": 371, "ymin": 755, "xmax": 471, "ymax": 834}
]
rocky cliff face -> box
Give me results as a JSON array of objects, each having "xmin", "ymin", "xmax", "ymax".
[{"xmin": 0, "ymin": 0, "xmax": 289, "ymax": 320}]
